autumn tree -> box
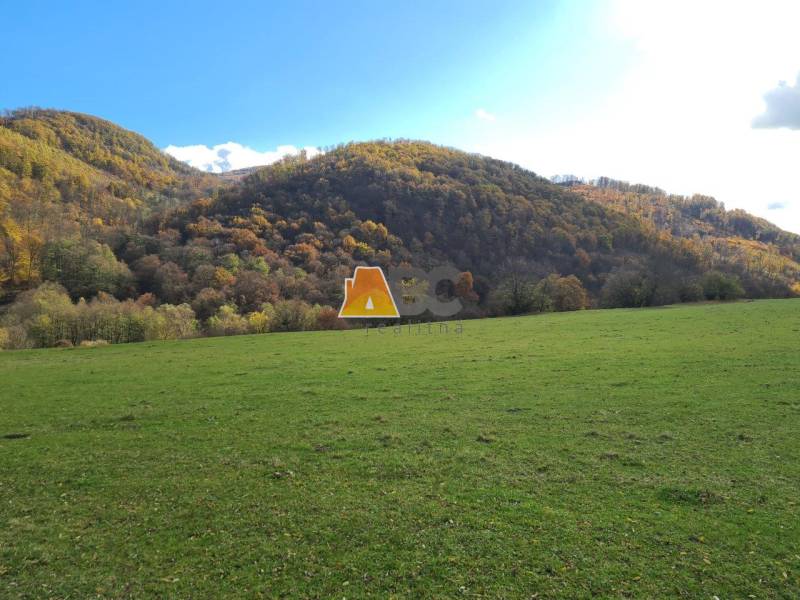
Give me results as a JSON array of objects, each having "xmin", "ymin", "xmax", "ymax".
[
  {"xmin": 232, "ymin": 271, "xmax": 279, "ymax": 313},
  {"xmin": 154, "ymin": 261, "xmax": 189, "ymax": 304},
  {"xmin": 191, "ymin": 287, "xmax": 227, "ymax": 321},
  {"xmin": 533, "ymin": 274, "xmax": 589, "ymax": 312}
]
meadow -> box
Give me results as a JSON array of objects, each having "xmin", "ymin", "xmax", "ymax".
[{"xmin": 1, "ymin": 300, "xmax": 799, "ymax": 598}]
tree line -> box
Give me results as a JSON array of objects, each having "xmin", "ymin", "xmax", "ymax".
[{"xmin": 1, "ymin": 112, "xmax": 798, "ymax": 349}]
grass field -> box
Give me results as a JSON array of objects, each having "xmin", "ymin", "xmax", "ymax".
[{"xmin": 2, "ymin": 300, "xmax": 800, "ymax": 598}]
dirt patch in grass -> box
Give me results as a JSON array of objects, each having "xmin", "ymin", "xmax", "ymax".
[
  {"xmin": 657, "ymin": 487, "xmax": 724, "ymax": 506},
  {"xmin": 378, "ymin": 433, "xmax": 401, "ymax": 447}
]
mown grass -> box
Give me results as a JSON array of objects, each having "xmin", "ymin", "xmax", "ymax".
[{"xmin": 1, "ymin": 300, "xmax": 799, "ymax": 598}]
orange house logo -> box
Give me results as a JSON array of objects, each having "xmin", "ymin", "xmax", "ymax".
[{"xmin": 339, "ymin": 266, "xmax": 400, "ymax": 318}]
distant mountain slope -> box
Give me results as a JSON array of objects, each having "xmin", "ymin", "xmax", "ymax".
[
  {"xmin": 1, "ymin": 112, "xmax": 797, "ymax": 331},
  {"xmin": 216, "ymin": 165, "xmax": 264, "ymax": 183},
  {"xmin": 168, "ymin": 141, "xmax": 655, "ymax": 288},
  {"xmin": 573, "ymin": 177, "xmax": 800, "ymax": 250},
  {"xmin": 0, "ymin": 109, "xmax": 218, "ymax": 288},
  {"xmin": 0, "ymin": 109, "xmax": 217, "ymax": 216},
  {"xmin": 566, "ymin": 177, "xmax": 800, "ymax": 296},
  {"xmin": 164, "ymin": 140, "xmax": 798, "ymax": 305},
  {"xmin": 1, "ymin": 109, "xmax": 203, "ymax": 186}
]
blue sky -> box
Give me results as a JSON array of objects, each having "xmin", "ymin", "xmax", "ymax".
[
  {"xmin": 1, "ymin": 0, "xmax": 623, "ymax": 148},
  {"xmin": 2, "ymin": 0, "xmax": 800, "ymax": 232}
]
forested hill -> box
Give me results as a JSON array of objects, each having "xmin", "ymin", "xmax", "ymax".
[
  {"xmin": 571, "ymin": 177, "xmax": 800, "ymax": 255},
  {"xmin": 1, "ymin": 109, "xmax": 194, "ymax": 185},
  {"xmin": 181, "ymin": 140, "xmax": 646, "ymax": 281},
  {"xmin": 1, "ymin": 111, "xmax": 798, "ymax": 348},
  {"xmin": 566, "ymin": 177, "xmax": 800, "ymax": 298},
  {"xmin": 0, "ymin": 109, "xmax": 217, "ymax": 224},
  {"xmin": 0, "ymin": 109, "xmax": 218, "ymax": 298},
  {"xmin": 167, "ymin": 140, "xmax": 799, "ymax": 305}
]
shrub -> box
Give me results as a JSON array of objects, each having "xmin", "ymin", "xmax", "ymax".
[
  {"xmin": 79, "ymin": 339, "xmax": 109, "ymax": 348},
  {"xmin": 317, "ymin": 306, "xmax": 347, "ymax": 329},
  {"xmin": 207, "ymin": 304, "xmax": 249, "ymax": 336},
  {"xmin": 0, "ymin": 325, "xmax": 31, "ymax": 350},
  {"xmin": 702, "ymin": 271, "xmax": 744, "ymax": 301},
  {"xmin": 491, "ymin": 272, "xmax": 536, "ymax": 315},
  {"xmin": 0, "ymin": 283, "xmax": 198, "ymax": 348},
  {"xmin": 600, "ymin": 268, "xmax": 654, "ymax": 308},
  {"xmin": 269, "ymin": 300, "xmax": 319, "ymax": 332},
  {"xmin": 153, "ymin": 304, "xmax": 198, "ymax": 340},
  {"xmin": 316, "ymin": 306, "xmax": 347, "ymax": 330},
  {"xmin": 533, "ymin": 274, "xmax": 589, "ymax": 312},
  {"xmin": 679, "ymin": 281, "xmax": 705, "ymax": 303},
  {"xmin": 246, "ymin": 310, "xmax": 271, "ymax": 334}
]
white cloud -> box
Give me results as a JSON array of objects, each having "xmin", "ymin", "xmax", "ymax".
[
  {"xmin": 752, "ymin": 75, "xmax": 800, "ymax": 130},
  {"xmin": 164, "ymin": 142, "xmax": 321, "ymax": 173},
  {"xmin": 469, "ymin": 0, "xmax": 800, "ymax": 234},
  {"xmin": 474, "ymin": 108, "xmax": 496, "ymax": 122}
]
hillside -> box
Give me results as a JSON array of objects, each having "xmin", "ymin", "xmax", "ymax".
[
  {"xmin": 216, "ymin": 165, "xmax": 264, "ymax": 183},
  {"xmin": 2, "ymin": 300, "xmax": 799, "ymax": 597},
  {"xmin": 1, "ymin": 111, "xmax": 799, "ymax": 348},
  {"xmin": 0, "ymin": 109, "xmax": 218, "ymax": 290},
  {"xmin": 1, "ymin": 109, "xmax": 198, "ymax": 189},
  {"xmin": 568, "ymin": 177, "xmax": 800, "ymax": 297},
  {"xmin": 164, "ymin": 140, "xmax": 798, "ymax": 308},
  {"xmin": 576, "ymin": 177, "xmax": 800, "ymax": 250},
  {"xmin": 205, "ymin": 141, "xmax": 644, "ymax": 283}
]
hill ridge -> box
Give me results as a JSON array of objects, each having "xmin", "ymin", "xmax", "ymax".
[{"xmin": 0, "ymin": 111, "xmax": 797, "ymax": 348}]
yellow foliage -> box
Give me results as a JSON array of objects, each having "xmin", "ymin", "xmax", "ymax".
[
  {"xmin": 342, "ymin": 234, "xmax": 357, "ymax": 251},
  {"xmin": 213, "ymin": 267, "xmax": 235, "ymax": 288},
  {"xmin": 247, "ymin": 311, "xmax": 270, "ymax": 333}
]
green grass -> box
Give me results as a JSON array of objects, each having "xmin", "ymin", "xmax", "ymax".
[{"xmin": 2, "ymin": 300, "xmax": 800, "ymax": 598}]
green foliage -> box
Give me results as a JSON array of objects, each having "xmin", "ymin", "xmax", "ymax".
[
  {"xmin": 206, "ymin": 304, "xmax": 250, "ymax": 337},
  {"xmin": 208, "ymin": 141, "xmax": 650, "ymax": 286},
  {"xmin": 40, "ymin": 239, "xmax": 133, "ymax": 299},
  {"xmin": 0, "ymin": 283, "xmax": 196, "ymax": 348},
  {"xmin": 492, "ymin": 271, "xmax": 590, "ymax": 314},
  {"xmin": 0, "ymin": 109, "xmax": 217, "ymax": 286},
  {"xmin": 243, "ymin": 255, "xmax": 270, "ymax": 275},
  {"xmin": 491, "ymin": 271, "xmax": 536, "ymax": 315},
  {"xmin": 268, "ymin": 299, "xmax": 320, "ymax": 332},
  {"xmin": 701, "ymin": 271, "xmax": 745, "ymax": 301},
  {"xmin": 219, "ymin": 253, "xmax": 241, "ymax": 274},
  {"xmin": 600, "ymin": 268, "xmax": 657, "ymax": 308},
  {"xmin": 144, "ymin": 303, "xmax": 198, "ymax": 341}
]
